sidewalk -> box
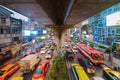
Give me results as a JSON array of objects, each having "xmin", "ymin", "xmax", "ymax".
[
  {"xmin": 84, "ymin": 40, "xmax": 120, "ymax": 69},
  {"xmin": 104, "ymin": 54, "xmax": 120, "ymax": 67}
]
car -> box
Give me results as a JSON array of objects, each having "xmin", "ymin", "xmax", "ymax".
[
  {"xmin": 23, "ymin": 52, "xmax": 36, "ymax": 57},
  {"xmin": 0, "ymin": 62, "xmax": 20, "ymax": 80},
  {"xmin": 91, "ymin": 76, "xmax": 105, "ymax": 80},
  {"xmin": 103, "ymin": 67, "xmax": 120, "ymax": 80},
  {"xmin": 45, "ymin": 50, "xmax": 53, "ymax": 59},
  {"xmin": 78, "ymin": 58, "xmax": 96, "ymax": 74},
  {"xmin": 12, "ymin": 76, "xmax": 24, "ymax": 80},
  {"xmin": 72, "ymin": 46, "xmax": 78, "ymax": 53},
  {"xmin": 65, "ymin": 50, "xmax": 74, "ymax": 61},
  {"xmin": 32, "ymin": 60, "xmax": 50, "ymax": 80},
  {"xmin": 45, "ymin": 45, "xmax": 50, "ymax": 49},
  {"xmin": 85, "ymin": 60, "xmax": 96, "ymax": 74},
  {"xmin": 71, "ymin": 63, "xmax": 89, "ymax": 80},
  {"xmin": 40, "ymin": 48, "xmax": 47, "ymax": 54}
]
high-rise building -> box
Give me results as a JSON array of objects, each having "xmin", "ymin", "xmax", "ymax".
[{"xmin": 86, "ymin": 3, "xmax": 120, "ymax": 45}]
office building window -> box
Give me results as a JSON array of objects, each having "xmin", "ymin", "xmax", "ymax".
[
  {"xmin": 1, "ymin": 17, "xmax": 6, "ymax": 24},
  {"xmin": 0, "ymin": 27, "xmax": 10, "ymax": 34}
]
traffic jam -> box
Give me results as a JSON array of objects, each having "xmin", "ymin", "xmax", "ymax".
[
  {"xmin": 0, "ymin": 39, "xmax": 55, "ymax": 80},
  {"xmin": 0, "ymin": 39, "xmax": 120, "ymax": 80},
  {"xmin": 65, "ymin": 41, "xmax": 120, "ymax": 80}
]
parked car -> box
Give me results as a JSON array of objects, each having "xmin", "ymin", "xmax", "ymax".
[
  {"xmin": 12, "ymin": 76, "xmax": 24, "ymax": 80},
  {"xmin": 0, "ymin": 62, "xmax": 20, "ymax": 80},
  {"xmin": 40, "ymin": 48, "xmax": 47, "ymax": 54},
  {"xmin": 45, "ymin": 50, "xmax": 53, "ymax": 59},
  {"xmin": 103, "ymin": 67, "xmax": 120, "ymax": 80},
  {"xmin": 91, "ymin": 76, "xmax": 105, "ymax": 80},
  {"xmin": 32, "ymin": 60, "xmax": 50, "ymax": 80}
]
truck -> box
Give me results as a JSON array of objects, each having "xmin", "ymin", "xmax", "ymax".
[{"xmin": 20, "ymin": 54, "xmax": 40, "ymax": 73}]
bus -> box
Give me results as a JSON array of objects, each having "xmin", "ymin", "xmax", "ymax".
[
  {"xmin": 76, "ymin": 42, "xmax": 104, "ymax": 65},
  {"xmin": 71, "ymin": 63, "xmax": 89, "ymax": 80}
]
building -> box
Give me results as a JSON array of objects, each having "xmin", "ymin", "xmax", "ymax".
[
  {"xmin": 0, "ymin": 6, "xmax": 22, "ymax": 49},
  {"xmin": 84, "ymin": 3, "xmax": 120, "ymax": 45},
  {"xmin": 11, "ymin": 17, "xmax": 22, "ymax": 43},
  {"xmin": 0, "ymin": 6, "xmax": 13, "ymax": 47}
]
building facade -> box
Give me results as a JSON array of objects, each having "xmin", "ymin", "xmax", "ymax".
[
  {"xmin": 86, "ymin": 3, "xmax": 120, "ymax": 45},
  {"xmin": 0, "ymin": 6, "xmax": 22, "ymax": 48}
]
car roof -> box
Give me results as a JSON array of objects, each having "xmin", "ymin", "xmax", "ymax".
[
  {"xmin": 1, "ymin": 63, "xmax": 14, "ymax": 71},
  {"xmin": 93, "ymin": 77, "xmax": 105, "ymax": 80}
]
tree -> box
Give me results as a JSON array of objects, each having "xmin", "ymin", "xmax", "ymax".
[
  {"xmin": 48, "ymin": 56, "xmax": 68, "ymax": 80},
  {"xmin": 90, "ymin": 44, "xmax": 94, "ymax": 48}
]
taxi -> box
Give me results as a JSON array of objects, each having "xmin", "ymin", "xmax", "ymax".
[
  {"xmin": 12, "ymin": 76, "xmax": 24, "ymax": 80},
  {"xmin": 32, "ymin": 60, "xmax": 49, "ymax": 80},
  {"xmin": 0, "ymin": 62, "xmax": 20, "ymax": 80},
  {"xmin": 103, "ymin": 67, "xmax": 120, "ymax": 80}
]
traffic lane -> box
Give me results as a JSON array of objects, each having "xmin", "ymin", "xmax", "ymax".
[
  {"xmin": 75, "ymin": 52, "xmax": 108, "ymax": 79},
  {"xmin": 8, "ymin": 50, "xmax": 56, "ymax": 80},
  {"xmin": 22, "ymin": 64, "xmax": 39, "ymax": 80},
  {"xmin": 66, "ymin": 59, "xmax": 74, "ymax": 80},
  {"xmin": 8, "ymin": 69, "xmax": 21, "ymax": 80},
  {"xmin": 8, "ymin": 53, "xmax": 40, "ymax": 80}
]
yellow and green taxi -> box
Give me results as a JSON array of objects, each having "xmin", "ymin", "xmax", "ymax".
[
  {"xmin": 103, "ymin": 67, "xmax": 120, "ymax": 80},
  {"xmin": 71, "ymin": 63, "xmax": 89, "ymax": 80},
  {"xmin": 12, "ymin": 76, "xmax": 24, "ymax": 80}
]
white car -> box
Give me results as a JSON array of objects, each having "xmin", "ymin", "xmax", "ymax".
[
  {"xmin": 92, "ymin": 77, "xmax": 105, "ymax": 80},
  {"xmin": 45, "ymin": 50, "xmax": 52, "ymax": 59},
  {"xmin": 40, "ymin": 48, "xmax": 47, "ymax": 54},
  {"xmin": 72, "ymin": 46, "xmax": 78, "ymax": 53}
]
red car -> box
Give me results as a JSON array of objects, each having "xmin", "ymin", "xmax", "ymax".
[{"xmin": 32, "ymin": 60, "xmax": 50, "ymax": 80}]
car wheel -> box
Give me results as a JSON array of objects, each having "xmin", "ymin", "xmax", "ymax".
[{"xmin": 5, "ymin": 76, "xmax": 9, "ymax": 80}]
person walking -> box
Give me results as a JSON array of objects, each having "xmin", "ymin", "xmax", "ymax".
[{"xmin": 109, "ymin": 53, "xmax": 113, "ymax": 65}]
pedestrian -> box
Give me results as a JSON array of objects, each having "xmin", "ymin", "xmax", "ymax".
[
  {"xmin": 110, "ymin": 65, "xmax": 114, "ymax": 69},
  {"xmin": 114, "ymin": 66, "xmax": 117, "ymax": 71},
  {"xmin": 109, "ymin": 53, "xmax": 113, "ymax": 65},
  {"xmin": 73, "ymin": 52, "xmax": 76, "ymax": 62}
]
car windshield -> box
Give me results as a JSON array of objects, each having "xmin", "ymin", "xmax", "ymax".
[
  {"xmin": 0, "ymin": 70, "xmax": 5, "ymax": 76},
  {"xmin": 35, "ymin": 69, "xmax": 42, "ymax": 74},
  {"xmin": 93, "ymin": 54, "xmax": 103, "ymax": 60},
  {"xmin": 47, "ymin": 50, "xmax": 51, "ymax": 54}
]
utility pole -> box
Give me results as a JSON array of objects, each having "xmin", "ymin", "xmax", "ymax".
[{"xmin": 10, "ymin": 17, "xmax": 13, "ymax": 45}]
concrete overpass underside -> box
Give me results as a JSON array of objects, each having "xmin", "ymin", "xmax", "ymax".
[{"xmin": 0, "ymin": 0, "xmax": 120, "ymax": 53}]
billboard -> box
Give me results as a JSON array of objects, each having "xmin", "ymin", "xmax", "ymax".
[
  {"xmin": 106, "ymin": 12, "xmax": 120, "ymax": 26},
  {"xmin": 31, "ymin": 31, "xmax": 38, "ymax": 35},
  {"xmin": 43, "ymin": 30, "xmax": 47, "ymax": 34},
  {"xmin": 23, "ymin": 30, "xmax": 30, "ymax": 36}
]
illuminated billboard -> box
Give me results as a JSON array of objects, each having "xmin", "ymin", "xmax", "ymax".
[
  {"xmin": 106, "ymin": 12, "xmax": 120, "ymax": 26},
  {"xmin": 23, "ymin": 30, "xmax": 30, "ymax": 36},
  {"xmin": 43, "ymin": 30, "xmax": 47, "ymax": 34},
  {"xmin": 31, "ymin": 31, "xmax": 38, "ymax": 35}
]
